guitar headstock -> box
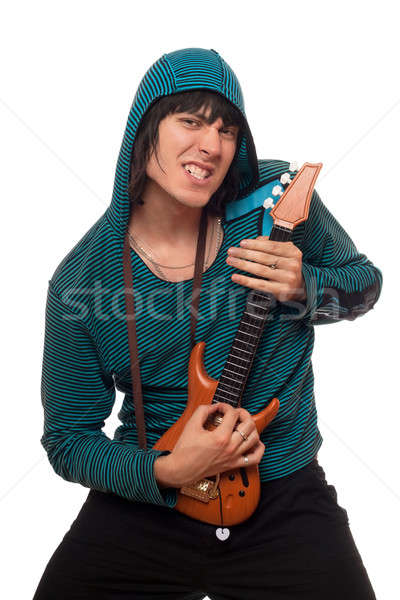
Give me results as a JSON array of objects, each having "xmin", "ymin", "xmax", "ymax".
[{"xmin": 269, "ymin": 162, "xmax": 323, "ymax": 230}]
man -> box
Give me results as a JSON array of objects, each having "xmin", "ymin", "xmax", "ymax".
[{"xmin": 34, "ymin": 48, "xmax": 381, "ymax": 599}]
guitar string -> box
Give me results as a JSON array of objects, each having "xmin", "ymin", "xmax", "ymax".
[
  {"xmin": 215, "ymin": 306, "xmax": 289, "ymax": 396},
  {"xmin": 212, "ymin": 178, "xmax": 293, "ymax": 406},
  {"xmin": 214, "ymin": 225, "xmax": 292, "ymax": 403}
]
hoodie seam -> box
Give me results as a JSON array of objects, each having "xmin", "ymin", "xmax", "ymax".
[
  {"xmin": 161, "ymin": 54, "xmax": 177, "ymax": 90},
  {"xmin": 216, "ymin": 52, "xmax": 226, "ymax": 95}
]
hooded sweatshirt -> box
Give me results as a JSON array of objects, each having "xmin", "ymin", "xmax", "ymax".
[{"xmin": 41, "ymin": 48, "xmax": 382, "ymax": 508}]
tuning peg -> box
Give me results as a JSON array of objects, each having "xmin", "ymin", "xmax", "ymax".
[
  {"xmin": 263, "ymin": 197, "xmax": 274, "ymax": 210},
  {"xmin": 272, "ymin": 185, "xmax": 283, "ymax": 196},
  {"xmin": 289, "ymin": 161, "xmax": 299, "ymax": 172},
  {"xmin": 280, "ymin": 172, "xmax": 292, "ymax": 185}
]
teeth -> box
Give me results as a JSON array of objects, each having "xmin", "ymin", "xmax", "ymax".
[{"xmin": 184, "ymin": 164, "xmax": 210, "ymax": 179}]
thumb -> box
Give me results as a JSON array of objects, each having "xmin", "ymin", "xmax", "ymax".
[{"xmin": 195, "ymin": 402, "xmax": 222, "ymax": 424}]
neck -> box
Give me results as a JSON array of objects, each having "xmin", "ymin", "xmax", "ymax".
[{"xmin": 128, "ymin": 179, "xmax": 211, "ymax": 248}]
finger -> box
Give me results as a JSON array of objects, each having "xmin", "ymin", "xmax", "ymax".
[
  {"xmin": 234, "ymin": 408, "xmax": 257, "ymax": 433},
  {"xmin": 237, "ymin": 440, "xmax": 265, "ymax": 467},
  {"xmin": 231, "ymin": 271, "xmax": 305, "ymax": 301},
  {"xmin": 240, "ymin": 238, "xmax": 302, "ymax": 259},
  {"xmin": 235, "ymin": 407, "xmax": 252, "ymax": 421},
  {"xmin": 255, "ymin": 237, "xmax": 302, "ymax": 260},
  {"xmin": 198, "ymin": 403, "xmax": 224, "ymax": 425},
  {"xmin": 232, "ymin": 427, "xmax": 259, "ymax": 453},
  {"xmin": 232, "ymin": 410, "xmax": 258, "ymax": 447},
  {"xmin": 228, "ymin": 246, "xmax": 295, "ymax": 268},
  {"xmin": 227, "ymin": 254, "xmax": 296, "ymax": 283},
  {"xmin": 230, "ymin": 272, "xmax": 284, "ymax": 295},
  {"xmin": 212, "ymin": 402, "xmax": 240, "ymax": 434}
]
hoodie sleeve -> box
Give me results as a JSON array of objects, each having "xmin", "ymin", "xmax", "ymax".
[
  {"xmin": 298, "ymin": 190, "xmax": 382, "ymax": 325},
  {"xmin": 40, "ymin": 281, "xmax": 178, "ymax": 507}
]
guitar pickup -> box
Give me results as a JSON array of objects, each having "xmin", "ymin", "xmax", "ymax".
[{"xmin": 239, "ymin": 467, "xmax": 249, "ymax": 487}]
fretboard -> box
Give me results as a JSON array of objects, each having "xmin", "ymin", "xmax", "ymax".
[{"xmin": 212, "ymin": 224, "xmax": 292, "ymax": 407}]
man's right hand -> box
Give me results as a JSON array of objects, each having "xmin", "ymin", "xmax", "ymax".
[{"xmin": 154, "ymin": 402, "xmax": 265, "ymax": 489}]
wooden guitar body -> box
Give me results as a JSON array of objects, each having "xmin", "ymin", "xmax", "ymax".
[{"xmin": 153, "ymin": 341, "xmax": 280, "ymax": 526}]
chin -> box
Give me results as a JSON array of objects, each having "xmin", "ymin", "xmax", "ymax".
[{"xmin": 172, "ymin": 192, "xmax": 213, "ymax": 209}]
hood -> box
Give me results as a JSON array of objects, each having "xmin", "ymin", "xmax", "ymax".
[{"xmin": 105, "ymin": 47, "xmax": 260, "ymax": 237}]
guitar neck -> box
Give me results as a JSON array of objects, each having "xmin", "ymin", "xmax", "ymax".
[{"xmin": 212, "ymin": 224, "xmax": 293, "ymax": 408}]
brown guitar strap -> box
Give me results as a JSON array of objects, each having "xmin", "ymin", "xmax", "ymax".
[{"xmin": 122, "ymin": 207, "xmax": 209, "ymax": 450}]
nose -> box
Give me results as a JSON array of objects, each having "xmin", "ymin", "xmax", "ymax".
[{"xmin": 198, "ymin": 124, "xmax": 222, "ymax": 157}]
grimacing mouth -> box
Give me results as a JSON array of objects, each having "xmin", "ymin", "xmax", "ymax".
[{"xmin": 183, "ymin": 163, "xmax": 213, "ymax": 179}]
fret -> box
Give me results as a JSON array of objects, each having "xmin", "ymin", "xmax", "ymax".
[
  {"xmin": 224, "ymin": 367, "xmax": 246, "ymax": 377},
  {"xmin": 237, "ymin": 329, "xmax": 257, "ymax": 338},
  {"xmin": 226, "ymin": 360, "xmax": 247, "ymax": 370},
  {"xmin": 246, "ymin": 302, "xmax": 271, "ymax": 312},
  {"xmin": 241, "ymin": 321, "xmax": 260, "ymax": 329},
  {"xmin": 247, "ymin": 300, "xmax": 269, "ymax": 309},
  {"xmin": 230, "ymin": 349, "xmax": 252, "ymax": 358},
  {"xmin": 270, "ymin": 225, "xmax": 292, "ymax": 241},
  {"xmin": 213, "ymin": 395, "xmax": 237, "ymax": 406},
  {"xmin": 218, "ymin": 381, "xmax": 238, "ymax": 391},
  {"xmin": 228, "ymin": 360, "xmax": 250, "ymax": 370},
  {"xmin": 226, "ymin": 361, "xmax": 249, "ymax": 371},
  {"xmin": 243, "ymin": 311, "xmax": 264, "ymax": 320},
  {"xmin": 233, "ymin": 337, "xmax": 255, "ymax": 345},
  {"xmin": 215, "ymin": 386, "xmax": 238, "ymax": 397},
  {"xmin": 221, "ymin": 374, "xmax": 242, "ymax": 384},
  {"xmin": 213, "ymin": 395, "xmax": 235, "ymax": 406}
]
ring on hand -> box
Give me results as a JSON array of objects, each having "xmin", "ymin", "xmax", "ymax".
[
  {"xmin": 243, "ymin": 455, "xmax": 249, "ymax": 465},
  {"xmin": 268, "ymin": 263, "xmax": 278, "ymax": 270},
  {"xmin": 235, "ymin": 428, "xmax": 248, "ymax": 442}
]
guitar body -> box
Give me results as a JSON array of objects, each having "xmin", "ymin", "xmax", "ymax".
[{"xmin": 153, "ymin": 341, "xmax": 280, "ymax": 526}]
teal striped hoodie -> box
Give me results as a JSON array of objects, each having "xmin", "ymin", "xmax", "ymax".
[{"xmin": 40, "ymin": 48, "xmax": 382, "ymax": 508}]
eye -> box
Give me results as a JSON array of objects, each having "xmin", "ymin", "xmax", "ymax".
[
  {"xmin": 181, "ymin": 118, "xmax": 236, "ymax": 137},
  {"xmin": 222, "ymin": 128, "xmax": 236, "ymax": 137}
]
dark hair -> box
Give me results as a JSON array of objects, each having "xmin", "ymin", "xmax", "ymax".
[{"xmin": 127, "ymin": 90, "xmax": 246, "ymax": 217}]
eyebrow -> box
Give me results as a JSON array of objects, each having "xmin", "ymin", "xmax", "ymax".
[{"xmin": 186, "ymin": 112, "xmax": 238, "ymax": 129}]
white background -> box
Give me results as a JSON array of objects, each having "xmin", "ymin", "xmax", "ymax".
[{"xmin": 1, "ymin": 1, "xmax": 398, "ymax": 598}]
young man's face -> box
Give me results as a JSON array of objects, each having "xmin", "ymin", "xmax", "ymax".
[{"xmin": 145, "ymin": 105, "xmax": 239, "ymax": 210}]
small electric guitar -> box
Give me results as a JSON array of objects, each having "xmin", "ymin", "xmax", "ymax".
[{"xmin": 153, "ymin": 162, "xmax": 323, "ymax": 526}]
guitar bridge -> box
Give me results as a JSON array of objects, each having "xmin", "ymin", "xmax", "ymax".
[{"xmin": 180, "ymin": 473, "xmax": 220, "ymax": 503}]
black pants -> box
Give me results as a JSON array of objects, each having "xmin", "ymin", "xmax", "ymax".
[{"xmin": 33, "ymin": 459, "xmax": 376, "ymax": 599}]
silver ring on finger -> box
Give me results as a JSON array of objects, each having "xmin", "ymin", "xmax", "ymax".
[
  {"xmin": 243, "ymin": 455, "xmax": 249, "ymax": 465},
  {"xmin": 267, "ymin": 263, "xmax": 278, "ymax": 270},
  {"xmin": 235, "ymin": 428, "xmax": 248, "ymax": 442}
]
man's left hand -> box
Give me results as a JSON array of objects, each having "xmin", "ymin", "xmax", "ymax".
[{"xmin": 226, "ymin": 235, "xmax": 306, "ymax": 303}]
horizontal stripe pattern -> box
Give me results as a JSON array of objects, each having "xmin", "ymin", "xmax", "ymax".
[
  {"xmin": 40, "ymin": 48, "xmax": 383, "ymax": 507},
  {"xmin": 41, "ymin": 174, "xmax": 382, "ymax": 506}
]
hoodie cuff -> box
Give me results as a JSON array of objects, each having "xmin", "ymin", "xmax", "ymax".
[
  {"xmin": 300, "ymin": 262, "xmax": 325, "ymax": 322},
  {"xmin": 136, "ymin": 449, "xmax": 178, "ymax": 508}
]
